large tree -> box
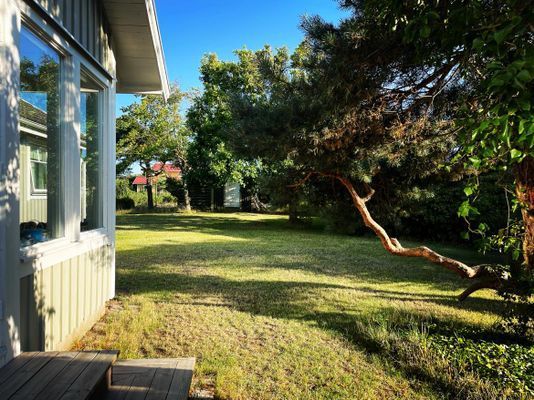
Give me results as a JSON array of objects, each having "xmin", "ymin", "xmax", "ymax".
[
  {"xmin": 117, "ymin": 86, "xmax": 187, "ymax": 209},
  {"xmin": 215, "ymin": 1, "xmax": 532, "ymax": 301},
  {"xmin": 186, "ymin": 53, "xmax": 266, "ymax": 203}
]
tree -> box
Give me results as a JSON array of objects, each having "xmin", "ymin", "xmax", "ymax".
[
  {"xmin": 212, "ymin": 1, "xmax": 532, "ymax": 301},
  {"xmin": 188, "ymin": 49, "xmax": 306, "ymax": 219},
  {"xmin": 117, "ymin": 86, "xmax": 187, "ymax": 209},
  {"xmin": 186, "ymin": 53, "xmax": 267, "ymax": 206}
]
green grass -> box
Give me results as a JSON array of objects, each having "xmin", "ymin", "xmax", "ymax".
[{"xmin": 74, "ymin": 212, "xmax": 524, "ymax": 399}]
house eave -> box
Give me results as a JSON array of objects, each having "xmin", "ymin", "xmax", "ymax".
[{"xmin": 102, "ymin": 0, "xmax": 170, "ymax": 99}]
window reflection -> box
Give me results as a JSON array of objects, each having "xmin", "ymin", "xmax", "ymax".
[
  {"xmin": 19, "ymin": 27, "xmax": 63, "ymax": 247},
  {"xmin": 80, "ymin": 71, "xmax": 103, "ymax": 231}
]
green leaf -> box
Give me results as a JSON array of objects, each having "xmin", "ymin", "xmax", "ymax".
[
  {"xmin": 464, "ymin": 186, "xmax": 474, "ymax": 196},
  {"xmin": 420, "ymin": 25, "xmax": 431, "ymax": 38},
  {"xmin": 468, "ymin": 156, "xmax": 482, "ymax": 168},
  {"xmin": 510, "ymin": 148, "xmax": 522, "ymax": 160},
  {"xmin": 494, "ymin": 26, "xmax": 513, "ymax": 45},
  {"xmin": 516, "ymin": 69, "xmax": 531, "ymax": 82},
  {"xmin": 472, "ymin": 38, "xmax": 484, "ymax": 50}
]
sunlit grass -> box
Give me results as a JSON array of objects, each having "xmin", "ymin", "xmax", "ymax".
[{"xmin": 75, "ymin": 212, "xmax": 507, "ymax": 399}]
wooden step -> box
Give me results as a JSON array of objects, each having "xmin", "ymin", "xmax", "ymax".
[
  {"xmin": 0, "ymin": 350, "xmax": 119, "ymax": 400},
  {"xmin": 102, "ymin": 358, "xmax": 196, "ymax": 400}
]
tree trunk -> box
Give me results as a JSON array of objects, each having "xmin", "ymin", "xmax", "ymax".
[
  {"xmin": 515, "ymin": 155, "xmax": 534, "ymax": 272},
  {"xmin": 288, "ymin": 191, "xmax": 299, "ymax": 224},
  {"xmin": 183, "ymin": 182, "xmax": 191, "ymax": 212},
  {"xmin": 146, "ymin": 184, "xmax": 154, "ymax": 209}
]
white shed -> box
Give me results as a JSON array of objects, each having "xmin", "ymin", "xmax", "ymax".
[{"xmin": 0, "ymin": 0, "xmax": 168, "ymax": 366}]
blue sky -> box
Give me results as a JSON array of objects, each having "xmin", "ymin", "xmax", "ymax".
[{"xmin": 116, "ymin": 0, "xmax": 348, "ymax": 115}]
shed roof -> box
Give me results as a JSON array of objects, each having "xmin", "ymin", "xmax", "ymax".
[{"xmin": 102, "ymin": 0, "xmax": 169, "ymax": 98}]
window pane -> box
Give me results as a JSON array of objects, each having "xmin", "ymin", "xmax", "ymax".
[
  {"xmin": 19, "ymin": 26, "xmax": 63, "ymax": 247},
  {"xmin": 80, "ymin": 70, "xmax": 103, "ymax": 231}
]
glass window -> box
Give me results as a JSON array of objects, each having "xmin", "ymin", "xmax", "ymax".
[
  {"xmin": 80, "ymin": 70, "xmax": 103, "ymax": 231},
  {"xmin": 19, "ymin": 26, "xmax": 63, "ymax": 247},
  {"xmin": 30, "ymin": 144, "xmax": 47, "ymax": 192}
]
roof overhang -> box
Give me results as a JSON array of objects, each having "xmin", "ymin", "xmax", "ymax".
[{"xmin": 102, "ymin": 0, "xmax": 170, "ymax": 99}]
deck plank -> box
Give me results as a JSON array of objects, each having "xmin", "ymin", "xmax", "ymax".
[
  {"xmin": 0, "ymin": 352, "xmax": 39, "ymax": 386},
  {"xmin": 59, "ymin": 350, "xmax": 118, "ymax": 400},
  {"xmin": 145, "ymin": 359, "xmax": 178, "ymax": 400},
  {"xmin": 166, "ymin": 358, "xmax": 195, "ymax": 400},
  {"xmin": 34, "ymin": 351, "xmax": 100, "ymax": 400},
  {"xmin": 123, "ymin": 363, "xmax": 158, "ymax": 400},
  {"xmin": 10, "ymin": 352, "xmax": 79, "ymax": 400},
  {"xmin": 104, "ymin": 358, "xmax": 195, "ymax": 400},
  {"xmin": 0, "ymin": 352, "xmax": 58, "ymax": 399}
]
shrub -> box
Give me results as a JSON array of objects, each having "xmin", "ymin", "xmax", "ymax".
[
  {"xmin": 116, "ymin": 197, "xmax": 135, "ymax": 210},
  {"xmin": 116, "ymin": 178, "xmax": 133, "ymax": 198}
]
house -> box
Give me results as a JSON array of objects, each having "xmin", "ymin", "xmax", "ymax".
[
  {"xmin": 0, "ymin": 0, "xmax": 169, "ymax": 367},
  {"xmin": 132, "ymin": 162, "xmax": 181, "ymax": 193}
]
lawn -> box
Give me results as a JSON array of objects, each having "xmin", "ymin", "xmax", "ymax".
[{"xmin": 74, "ymin": 212, "xmax": 527, "ymax": 399}]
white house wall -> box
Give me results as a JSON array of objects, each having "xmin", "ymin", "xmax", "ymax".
[
  {"xmin": 0, "ymin": 0, "xmax": 22, "ymax": 366},
  {"xmin": 30, "ymin": 0, "xmax": 113, "ymax": 68},
  {"xmin": 20, "ymin": 245, "xmax": 112, "ymax": 351},
  {"xmin": 0, "ymin": 0, "xmax": 118, "ymax": 366}
]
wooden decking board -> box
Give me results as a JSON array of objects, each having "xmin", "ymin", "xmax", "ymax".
[
  {"xmin": 145, "ymin": 359, "xmax": 178, "ymax": 400},
  {"xmin": 0, "ymin": 352, "xmax": 39, "ymax": 386},
  {"xmin": 104, "ymin": 358, "xmax": 195, "ymax": 400},
  {"xmin": 0, "ymin": 352, "xmax": 194, "ymax": 400},
  {"xmin": 10, "ymin": 352, "xmax": 79, "ymax": 400},
  {"xmin": 34, "ymin": 351, "xmax": 101, "ymax": 400},
  {"xmin": 166, "ymin": 358, "xmax": 196, "ymax": 400},
  {"xmin": 123, "ymin": 363, "xmax": 158, "ymax": 400},
  {"xmin": 0, "ymin": 352, "xmax": 58, "ymax": 399},
  {"xmin": 103, "ymin": 374, "xmax": 137, "ymax": 400},
  {"xmin": 59, "ymin": 350, "xmax": 119, "ymax": 400}
]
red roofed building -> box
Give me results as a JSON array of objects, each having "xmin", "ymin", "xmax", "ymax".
[{"xmin": 133, "ymin": 162, "xmax": 181, "ymax": 192}]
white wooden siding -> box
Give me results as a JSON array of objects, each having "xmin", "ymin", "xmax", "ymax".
[{"xmin": 31, "ymin": 0, "xmax": 111, "ymax": 66}]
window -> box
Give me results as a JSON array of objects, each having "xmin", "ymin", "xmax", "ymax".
[
  {"xmin": 19, "ymin": 26, "xmax": 63, "ymax": 247},
  {"xmin": 30, "ymin": 144, "xmax": 47, "ymax": 193},
  {"xmin": 80, "ymin": 70, "xmax": 103, "ymax": 231}
]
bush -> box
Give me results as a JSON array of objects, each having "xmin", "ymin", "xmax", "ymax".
[
  {"xmin": 116, "ymin": 197, "xmax": 135, "ymax": 210},
  {"xmin": 116, "ymin": 178, "xmax": 133, "ymax": 198},
  {"xmin": 430, "ymin": 335, "xmax": 534, "ymax": 398}
]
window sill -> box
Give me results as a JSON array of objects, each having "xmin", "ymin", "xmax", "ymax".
[{"xmin": 19, "ymin": 230, "xmax": 112, "ymax": 278}]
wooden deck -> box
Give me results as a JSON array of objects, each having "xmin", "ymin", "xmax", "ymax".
[
  {"xmin": 104, "ymin": 358, "xmax": 196, "ymax": 400},
  {"xmin": 0, "ymin": 352, "xmax": 195, "ymax": 400}
]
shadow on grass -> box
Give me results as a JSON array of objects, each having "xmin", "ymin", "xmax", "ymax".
[{"xmin": 115, "ymin": 213, "xmax": 515, "ymax": 397}]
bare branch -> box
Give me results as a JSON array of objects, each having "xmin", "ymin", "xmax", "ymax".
[{"xmin": 459, "ymin": 279, "xmax": 500, "ymax": 302}]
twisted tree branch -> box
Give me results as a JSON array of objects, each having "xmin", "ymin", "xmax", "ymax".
[{"xmin": 292, "ymin": 172, "xmax": 507, "ymax": 300}]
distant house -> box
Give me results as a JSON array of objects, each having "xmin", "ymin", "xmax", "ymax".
[
  {"xmin": 132, "ymin": 162, "xmax": 181, "ymax": 193},
  {"xmin": 0, "ymin": 0, "xmax": 168, "ymax": 366}
]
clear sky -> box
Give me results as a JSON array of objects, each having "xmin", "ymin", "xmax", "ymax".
[{"xmin": 116, "ymin": 0, "xmax": 348, "ymax": 115}]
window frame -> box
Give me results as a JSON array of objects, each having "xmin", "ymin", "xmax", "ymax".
[{"xmin": 79, "ymin": 67, "xmax": 107, "ymax": 233}]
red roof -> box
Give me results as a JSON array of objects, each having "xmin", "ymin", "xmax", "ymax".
[
  {"xmin": 133, "ymin": 176, "xmax": 148, "ymax": 185},
  {"xmin": 132, "ymin": 163, "xmax": 181, "ymax": 186},
  {"xmin": 152, "ymin": 162, "xmax": 181, "ymax": 174}
]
